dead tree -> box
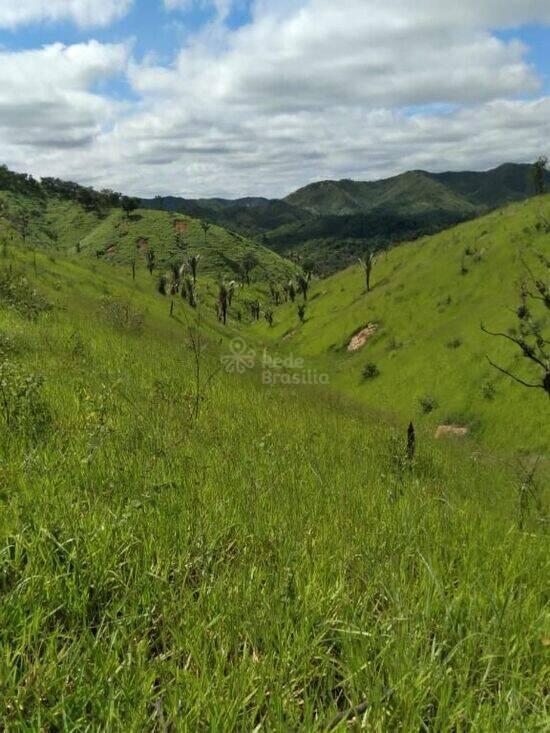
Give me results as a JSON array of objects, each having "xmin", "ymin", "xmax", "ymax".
[
  {"xmin": 482, "ymin": 253, "xmax": 549, "ymax": 397},
  {"xmin": 358, "ymin": 249, "xmax": 376, "ymax": 293}
]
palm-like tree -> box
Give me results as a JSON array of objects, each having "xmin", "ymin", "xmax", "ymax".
[
  {"xmin": 218, "ymin": 280, "xmax": 236, "ymax": 325},
  {"xmin": 200, "ymin": 220, "xmax": 211, "ymax": 245},
  {"xmin": 189, "ymin": 254, "xmax": 200, "ymax": 285}
]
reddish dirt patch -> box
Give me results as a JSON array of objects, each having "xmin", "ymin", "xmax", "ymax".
[
  {"xmin": 435, "ymin": 425, "xmax": 469, "ymax": 439},
  {"xmin": 347, "ymin": 324, "xmax": 377, "ymax": 352},
  {"xmin": 106, "ymin": 245, "xmax": 116, "ymax": 257},
  {"xmin": 137, "ymin": 238, "xmax": 149, "ymax": 251},
  {"xmin": 174, "ymin": 220, "xmax": 189, "ymax": 234}
]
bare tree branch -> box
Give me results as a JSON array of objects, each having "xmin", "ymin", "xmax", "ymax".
[{"xmin": 485, "ymin": 356, "xmax": 543, "ymax": 390}]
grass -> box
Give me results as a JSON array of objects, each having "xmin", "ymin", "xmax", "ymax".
[
  {"xmin": 253, "ymin": 194, "xmax": 550, "ymax": 453},
  {"xmin": 0, "ymin": 188, "xmax": 296, "ymax": 284},
  {"xmin": 0, "ymin": 231, "xmax": 548, "ymax": 730}
]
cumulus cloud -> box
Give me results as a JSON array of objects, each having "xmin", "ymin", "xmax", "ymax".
[
  {"xmin": 1, "ymin": 0, "xmax": 550, "ymax": 196},
  {"xmin": 0, "ymin": 41, "xmax": 129, "ymax": 148},
  {"xmin": 0, "ymin": 0, "xmax": 132, "ymax": 29}
]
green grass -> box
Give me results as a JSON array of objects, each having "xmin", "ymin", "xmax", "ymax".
[
  {"xmin": 0, "ymin": 193, "xmax": 548, "ymax": 729},
  {"xmin": 0, "ymin": 186, "xmax": 550, "ymax": 733},
  {"xmin": 0, "ymin": 189, "xmax": 296, "ymax": 284},
  {"xmin": 253, "ymin": 195, "xmax": 550, "ymax": 453}
]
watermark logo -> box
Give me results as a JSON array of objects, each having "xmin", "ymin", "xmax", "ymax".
[
  {"xmin": 222, "ymin": 338, "xmax": 329, "ymax": 385},
  {"xmin": 221, "ymin": 338, "xmax": 256, "ymax": 373}
]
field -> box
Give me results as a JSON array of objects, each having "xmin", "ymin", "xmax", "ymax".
[
  {"xmin": 253, "ymin": 195, "xmax": 550, "ymax": 453},
  {"xmin": 0, "ymin": 224, "xmax": 548, "ymax": 729}
]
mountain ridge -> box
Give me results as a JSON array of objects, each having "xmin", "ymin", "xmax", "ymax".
[{"xmin": 142, "ymin": 162, "xmax": 549, "ymax": 273}]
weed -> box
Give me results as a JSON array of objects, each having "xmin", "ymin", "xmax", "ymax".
[
  {"xmin": 418, "ymin": 393, "xmax": 438, "ymax": 414},
  {"xmin": 362, "ymin": 362, "xmax": 380, "ymax": 380}
]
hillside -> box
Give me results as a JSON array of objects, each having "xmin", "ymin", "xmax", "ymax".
[
  {"xmin": 252, "ymin": 194, "xmax": 550, "ymax": 453},
  {"xmin": 0, "ymin": 221, "xmax": 548, "ymax": 728},
  {"xmin": 0, "ymin": 169, "xmax": 296, "ymax": 284},
  {"xmin": 284, "ymin": 163, "xmax": 548, "ymax": 216},
  {"xmin": 143, "ymin": 162, "xmax": 549, "ymax": 274}
]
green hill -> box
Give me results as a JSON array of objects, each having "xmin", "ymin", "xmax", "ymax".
[
  {"xmin": 0, "ymin": 167, "xmax": 296, "ymax": 284},
  {"xmin": 251, "ymin": 194, "xmax": 550, "ymax": 453},
  {"xmin": 144, "ymin": 163, "xmax": 550, "ymax": 274},
  {"xmin": 284, "ymin": 170, "xmax": 479, "ymax": 217}
]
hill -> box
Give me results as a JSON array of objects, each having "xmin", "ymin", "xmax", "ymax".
[
  {"xmin": 0, "ymin": 212, "xmax": 548, "ymax": 728},
  {"xmin": 0, "ymin": 166, "xmax": 296, "ymax": 284},
  {"xmin": 142, "ymin": 163, "xmax": 550, "ymax": 273},
  {"xmin": 251, "ymin": 194, "xmax": 550, "ymax": 453}
]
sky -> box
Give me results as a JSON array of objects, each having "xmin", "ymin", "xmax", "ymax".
[{"xmin": 0, "ymin": 0, "xmax": 549, "ymax": 199}]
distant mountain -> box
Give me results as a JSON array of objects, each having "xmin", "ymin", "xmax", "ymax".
[
  {"xmin": 142, "ymin": 163, "xmax": 550, "ymax": 274},
  {"xmin": 284, "ymin": 164, "xmax": 548, "ymax": 215}
]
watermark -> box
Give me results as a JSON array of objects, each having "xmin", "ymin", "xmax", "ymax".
[
  {"xmin": 222, "ymin": 338, "xmax": 329, "ymax": 386},
  {"xmin": 220, "ymin": 337, "xmax": 256, "ymax": 374}
]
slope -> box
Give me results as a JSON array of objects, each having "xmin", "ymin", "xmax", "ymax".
[
  {"xmin": 0, "ymin": 228, "xmax": 548, "ymax": 729},
  {"xmin": 143, "ymin": 163, "xmax": 550, "ymax": 274},
  {"xmin": 251, "ymin": 194, "xmax": 550, "ymax": 453},
  {"xmin": 0, "ymin": 174, "xmax": 296, "ymax": 284}
]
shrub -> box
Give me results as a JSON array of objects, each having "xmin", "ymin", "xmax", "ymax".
[
  {"xmin": 362, "ymin": 362, "xmax": 380, "ymax": 380},
  {"xmin": 482, "ymin": 381, "xmax": 497, "ymax": 401},
  {"xmin": 446, "ymin": 338, "xmax": 462, "ymax": 349},
  {"xmin": 419, "ymin": 393, "xmax": 438, "ymax": 414},
  {"xmin": 0, "ymin": 266, "xmax": 51, "ymax": 320},
  {"xmin": 100, "ymin": 298, "xmax": 144, "ymax": 333}
]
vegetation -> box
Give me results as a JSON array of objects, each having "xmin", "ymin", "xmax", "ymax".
[
  {"xmin": 0, "ymin": 167, "xmax": 548, "ymax": 729},
  {"xmin": 252, "ymin": 194, "xmax": 550, "ymax": 452},
  {"xmin": 143, "ymin": 162, "xmax": 550, "ymax": 274}
]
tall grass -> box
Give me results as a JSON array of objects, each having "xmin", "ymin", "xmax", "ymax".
[{"xmin": 0, "ymin": 247, "xmax": 548, "ymax": 730}]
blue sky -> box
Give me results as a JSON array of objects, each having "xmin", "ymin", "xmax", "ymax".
[{"xmin": 0, "ymin": 1, "xmax": 548, "ymax": 197}]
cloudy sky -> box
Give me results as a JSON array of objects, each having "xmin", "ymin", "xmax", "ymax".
[{"xmin": 0, "ymin": 0, "xmax": 549, "ymax": 198}]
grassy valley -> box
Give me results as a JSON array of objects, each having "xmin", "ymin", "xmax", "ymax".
[
  {"xmin": 0, "ymin": 169, "xmax": 548, "ymax": 729},
  {"xmin": 252, "ymin": 195, "xmax": 550, "ymax": 453}
]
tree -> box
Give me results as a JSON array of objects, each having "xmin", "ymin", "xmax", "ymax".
[
  {"xmin": 121, "ymin": 196, "xmax": 140, "ymax": 218},
  {"xmin": 201, "ymin": 220, "xmax": 211, "ymax": 245},
  {"xmin": 241, "ymin": 252, "xmax": 259, "ymax": 285},
  {"xmin": 288, "ymin": 280, "xmax": 297, "ymax": 303},
  {"xmin": 181, "ymin": 275, "xmax": 197, "ymax": 308},
  {"xmin": 482, "ymin": 253, "xmax": 549, "ymax": 398},
  {"xmin": 298, "ymin": 304, "xmax": 306, "ymax": 323},
  {"xmin": 157, "ymin": 274, "xmax": 168, "ymax": 296},
  {"xmin": 358, "ymin": 249, "xmax": 376, "ymax": 293},
  {"xmin": 188, "ymin": 254, "xmax": 200, "ymax": 285},
  {"xmin": 217, "ymin": 280, "xmax": 234, "ymax": 325},
  {"xmin": 146, "ymin": 250, "xmax": 155, "ymax": 275},
  {"xmin": 533, "ymin": 156, "xmax": 548, "ymax": 196},
  {"xmin": 264, "ymin": 307, "xmax": 274, "ymax": 327},
  {"xmin": 297, "ymin": 274, "xmax": 310, "ymax": 301}
]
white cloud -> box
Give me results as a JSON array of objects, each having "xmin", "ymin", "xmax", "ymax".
[
  {"xmin": 0, "ymin": 41, "xmax": 129, "ymax": 148},
  {"xmin": 0, "ymin": 0, "xmax": 132, "ymax": 29},
  {"xmin": 1, "ymin": 0, "xmax": 550, "ymax": 196}
]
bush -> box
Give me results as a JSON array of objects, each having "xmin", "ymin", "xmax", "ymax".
[
  {"xmin": 362, "ymin": 362, "xmax": 380, "ymax": 380},
  {"xmin": 0, "ymin": 266, "xmax": 51, "ymax": 320},
  {"xmin": 419, "ymin": 393, "xmax": 438, "ymax": 414},
  {"xmin": 446, "ymin": 338, "xmax": 462, "ymax": 349},
  {"xmin": 100, "ymin": 298, "xmax": 144, "ymax": 333}
]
